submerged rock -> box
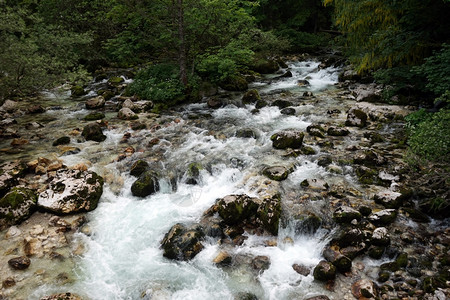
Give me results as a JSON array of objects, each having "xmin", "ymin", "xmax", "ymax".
[
  {"xmin": 38, "ymin": 169, "xmax": 104, "ymax": 214},
  {"xmin": 8, "ymin": 256, "xmax": 31, "ymax": 270},
  {"xmin": 160, "ymin": 223, "xmax": 204, "ymax": 261},
  {"xmin": 83, "ymin": 112, "xmax": 105, "ymax": 121},
  {"xmin": 0, "ymin": 187, "xmax": 37, "ymax": 228},
  {"xmin": 271, "ymin": 130, "xmax": 304, "ymax": 149}
]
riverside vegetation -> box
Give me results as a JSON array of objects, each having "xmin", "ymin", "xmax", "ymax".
[{"xmin": 0, "ymin": 1, "xmax": 449, "ymax": 299}]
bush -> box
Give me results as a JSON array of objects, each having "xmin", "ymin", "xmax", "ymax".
[
  {"xmin": 275, "ymin": 30, "xmax": 330, "ymax": 52},
  {"xmin": 405, "ymin": 108, "xmax": 450, "ymax": 162}
]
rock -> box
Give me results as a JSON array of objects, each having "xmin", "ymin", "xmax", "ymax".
[
  {"xmin": 131, "ymin": 170, "xmax": 159, "ymax": 197},
  {"xmin": 2, "ymin": 277, "xmax": 15, "ymax": 288},
  {"xmin": 130, "ymin": 160, "xmax": 149, "ymax": 177},
  {"xmin": 277, "ymin": 70, "xmax": 292, "ymax": 78},
  {"xmin": 0, "ymin": 161, "xmax": 27, "ymax": 197},
  {"xmin": 313, "ymin": 260, "xmax": 336, "ymax": 281},
  {"xmin": 121, "ymin": 98, "xmax": 136, "ymax": 111},
  {"xmin": 40, "ymin": 293, "xmax": 83, "ymax": 300},
  {"xmin": 295, "ymin": 214, "xmax": 322, "ymax": 234},
  {"xmin": 82, "ymin": 123, "xmax": 106, "ymax": 142},
  {"xmin": 323, "ymin": 247, "xmax": 352, "ymax": 273},
  {"xmin": 378, "ymin": 270, "xmax": 390, "ymax": 282},
  {"xmin": 70, "ymin": 85, "xmax": 86, "ymax": 97},
  {"xmin": 217, "ymin": 194, "xmax": 259, "ymax": 226},
  {"xmin": 27, "ymin": 104, "xmax": 45, "ymax": 114},
  {"xmin": 85, "ymin": 96, "xmax": 106, "ymax": 109},
  {"xmin": 118, "ymin": 108, "xmax": 138, "ymax": 120},
  {"xmin": 272, "ymin": 99, "xmax": 293, "ymax": 109},
  {"xmin": 351, "ymin": 83, "xmax": 382, "ymax": 102},
  {"xmin": 371, "ymin": 227, "xmax": 390, "ymax": 246},
  {"xmin": 333, "ymin": 206, "xmax": 362, "ymax": 224},
  {"xmin": 11, "ymin": 138, "xmax": 28, "ymax": 146},
  {"xmin": 83, "ymin": 112, "xmax": 105, "ymax": 121},
  {"xmin": 402, "ymin": 207, "xmax": 430, "ymax": 223},
  {"xmin": 213, "ymin": 251, "xmax": 232, "ymax": 266},
  {"xmin": 252, "ymin": 255, "xmax": 271, "ymax": 272},
  {"xmin": 300, "ymin": 178, "xmax": 329, "ymax": 190},
  {"xmin": 219, "ymin": 75, "xmax": 248, "ymax": 91},
  {"xmin": 280, "ymin": 107, "xmax": 296, "ymax": 115},
  {"xmin": 352, "ymin": 279, "xmax": 377, "ymax": 299},
  {"xmin": 339, "ymin": 68, "xmax": 360, "ymax": 82},
  {"xmin": 130, "ymin": 121, "xmax": 146, "ymax": 130},
  {"xmin": 252, "ymin": 58, "xmax": 279, "ymax": 74},
  {"xmin": 8, "ymin": 256, "xmax": 31, "ymax": 270},
  {"xmin": 297, "ymin": 79, "xmax": 310, "ymax": 86},
  {"xmin": 307, "ymin": 124, "xmax": 325, "ymax": 138},
  {"xmin": 1, "ymin": 100, "xmax": 18, "ymax": 113},
  {"xmin": 235, "ymin": 292, "xmax": 259, "ymax": 300},
  {"xmin": 305, "ymin": 296, "xmax": 330, "ymax": 300},
  {"xmin": 0, "ymin": 187, "xmax": 37, "ymax": 228},
  {"xmin": 300, "ymin": 146, "xmax": 316, "ymax": 155},
  {"xmin": 262, "ymin": 166, "xmax": 289, "ymax": 181},
  {"xmin": 52, "ymin": 136, "xmax": 71, "ymax": 147},
  {"xmin": 38, "ymin": 169, "xmax": 104, "ymax": 214},
  {"xmin": 236, "ymin": 128, "xmax": 257, "ymax": 138},
  {"xmin": 317, "ymin": 156, "xmax": 332, "ymax": 167},
  {"xmin": 292, "ymin": 264, "xmax": 311, "ymax": 276},
  {"xmin": 373, "ymin": 190, "xmax": 404, "ymax": 209},
  {"xmin": 242, "ymin": 89, "xmax": 261, "ymax": 104},
  {"xmin": 207, "ymin": 97, "xmax": 223, "ymax": 109},
  {"xmin": 369, "ymin": 209, "xmax": 397, "ymax": 226},
  {"xmin": 255, "ymin": 99, "xmax": 268, "ymax": 109},
  {"xmin": 345, "ymin": 108, "xmax": 368, "ymax": 128},
  {"xmin": 327, "ymin": 127, "xmax": 349, "ymax": 136},
  {"xmin": 353, "ymin": 150, "xmax": 386, "ymax": 166},
  {"xmin": 257, "ymin": 194, "xmax": 281, "ymax": 235},
  {"xmin": 271, "ymin": 130, "xmax": 304, "ymax": 149},
  {"xmin": 160, "ymin": 223, "xmax": 204, "ymax": 260},
  {"xmin": 108, "ymin": 76, "xmax": 125, "ymax": 86}
]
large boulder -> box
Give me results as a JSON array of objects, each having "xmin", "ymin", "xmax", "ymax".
[
  {"xmin": 271, "ymin": 130, "xmax": 304, "ymax": 149},
  {"xmin": 131, "ymin": 170, "xmax": 159, "ymax": 197},
  {"xmin": 251, "ymin": 58, "xmax": 279, "ymax": 74},
  {"xmin": 160, "ymin": 223, "xmax": 204, "ymax": 260},
  {"xmin": 85, "ymin": 96, "xmax": 105, "ymax": 109},
  {"xmin": 263, "ymin": 166, "xmax": 289, "ymax": 181},
  {"xmin": 0, "ymin": 187, "xmax": 37, "ymax": 228},
  {"xmin": 82, "ymin": 123, "xmax": 106, "ymax": 142},
  {"xmin": 242, "ymin": 89, "xmax": 261, "ymax": 104},
  {"xmin": 332, "ymin": 206, "xmax": 362, "ymax": 224},
  {"xmin": 38, "ymin": 169, "xmax": 104, "ymax": 214},
  {"xmin": 217, "ymin": 194, "xmax": 259, "ymax": 225},
  {"xmin": 351, "ymin": 83, "xmax": 382, "ymax": 102},
  {"xmin": 118, "ymin": 108, "xmax": 138, "ymax": 120},
  {"xmin": 0, "ymin": 161, "xmax": 27, "ymax": 197},
  {"xmin": 345, "ymin": 108, "xmax": 368, "ymax": 128},
  {"xmin": 368, "ymin": 209, "xmax": 397, "ymax": 226},
  {"xmin": 373, "ymin": 190, "xmax": 404, "ymax": 209},
  {"xmin": 313, "ymin": 260, "xmax": 336, "ymax": 281},
  {"xmin": 219, "ymin": 76, "xmax": 248, "ymax": 91}
]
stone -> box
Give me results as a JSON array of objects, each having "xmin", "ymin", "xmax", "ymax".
[
  {"xmin": 352, "ymin": 279, "xmax": 377, "ymax": 299},
  {"xmin": 8, "ymin": 256, "xmax": 31, "ymax": 270},
  {"xmin": 52, "ymin": 136, "xmax": 71, "ymax": 147},
  {"xmin": 252, "ymin": 58, "xmax": 279, "ymax": 74},
  {"xmin": 307, "ymin": 124, "xmax": 325, "ymax": 138},
  {"xmin": 333, "ymin": 206, "xmax": 362, "ymax": 224},
  {"xmin": 213, "ymin": 251, "xmax": 232, "ymax": 266},
  {"xmin": 351, "ymin": 83, "xmax": 382, "ymax": 102},
  {"xmin": 371, "ymin": 227, "xmax": 390, "ymax": 246},
  {"xmin": 121, "ymin": 98, "xmax": 136, "ymax": 111},
  {"xmin": 27, "ymin": 104, "xmax": 45, "ymax": 114},
  {"xmin": 305, "ymin": 296, "xmax": 330, "ymax": 300},
  {"xmin": 272, "ymin": 99, "xmax": 293, "ymax": 109},
  {"xmin": 83, "ymin": 112, "xmax": 105, "ymax": 121},
  {"xmin": 0, "ymin": 161, "xmax": 27, "ymax": 197},
  {"xmin": 345, "ymin": 108, "xmax": 368, "ymax": 127},
  {"xmin": 38, "ymin": 169, "xmax": 104, "ymax": 214},
  {"xmin": 257, "ymin": 194, "xmax": 281, "ymax": 235},
  {"xmin": 353, "ymin": 150, "xmax": 386, "ymax": 166},
  {"xmin": 271, "ymin": 130, "xmax": 304, "ymax": 149},
  {"xmin": 160, "ymin": 223, "xmax": 204, "ymax": 261},
  {"xmin": 82, "ymin": 123, "xmax": 106, "ymax": 142},
  {"xmin": 70, "ymin": 85, "xmax": 86, "ymax": 97},
  {"xmin": 242, "ymin": 89, "xmax": 261, "ymax": 104},
  {"xmin": 369, "ymin": 209, "xmax": 397, "ymax": 226},
  {"xmin": 40, "ymin": 293, "xmax": 83, "ymax": 300},
  {"xmin": 280, "ymin": 107, "xmax": 296, "ymax": 115},
  {"xmin": 252, "ymin": 255, "xmax": 271, "ymax": 272},
  {"xmin": 317, "ymin": 156, "xmax": 332, "ymax": 167},
  {"xmin": 130, "ymin": 160, "xmax": 149, "ymax": 177},
  {"xmin": 1, "ymin": 100, "xmax": 18, "ymax": 113},
  {"xmin": 11, "ymin": 138, "xmax": 29, "ymax": 146},
  {"xmin": 297, "ymin": 79, "xmax": 310, "ymax": 86},
  {"xmin": 118, "ymin": 108, "xmax": 138, "ymax": 120},
  {"xmin": 219, "ymin": 75, "xmax": 248, "ymax": 91},
  {"xmin": 217, "ymin": 194, "xmax": 259, "ymax": 226},
  {"xmin": 295, "ymin": 214, "xmax": 322, "ymax": 234},
  {"xmin": 85, "ymin": 96, "xmax": 105, "ymax": 109},
  {"xmin": 323, "ymin": 247, "xmax": 352, "ymax": 273},
  {"xmin": 262, "ymin": 166, "xmax": 289, "ymax": 181},
  {"xmin": 207, "ymin": 97, "xmax": 223, "ymax": 109},
  {"xmin": 131, "ymin": 170, "xmax": 159, "ymax": 197},
  {"xmin": 292, "ymin": 264, "xmax": 311, "ymax": 276},
  {"xmin": 108, "ymin": 76, "xmax": 125, "ymax": 85},
  {"xmin": 0, "ymin": 187, "xmax": 37, "ymax": 228},
  {"xmin": 2, "ymin": 277, "xmax": 15, "ymax": 288},
  {"xmin": 327, "ymin": 127, "xmax": 349, "ymax": 136},
  {"xmin": 313, "ymin": 260, "xmax": 336, "ymax": 281},
  {"xmin": 236, "ymin": 128, "xmax": 257, "ymax": 138},
  {"xmin": 373, "ymin": 190, "xmax": 404, "ymax": 209}
]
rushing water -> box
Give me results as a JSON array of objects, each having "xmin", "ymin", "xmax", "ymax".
[{"xmin": 27, "ymin": 61, "xmax": 353, "ymax": 299}]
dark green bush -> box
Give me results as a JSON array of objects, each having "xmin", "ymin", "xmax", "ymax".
[{"xmin": 275, "ymin": 30, "xmax": 330, "ymax": 52}]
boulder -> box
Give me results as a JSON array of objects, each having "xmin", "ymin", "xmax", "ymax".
[
  {"xmin": 40, "ymin": 293, "xmax": 83, "ymax": 300},
  {"xmin": 373, "ymin": 190, "xmax": 404, "ymax": 209},
  {"xmin": 8, "ymin": 256, "xmax": 31, "ymax": 270},
  {"xmin": 257, "ymin": 194, "xmax": 281, "ymax": 235},
  {"xmin": 160, "ymin": 223, "xmax": 204, "ymax": 260},
  {"xmin": 219, "ymin": 76, "xmax": 248, "ymax": 91},
  {"xmin": 217, "ymin": 194, "xmax": 259, "ymax": 226},
  {"xmin": 353, "ymin": 150, "xmax": 386, "ymax": 166},
  {"xmin": 130, "ymin": 160, "xmax": 149, "ymax": 177},
  {"xmin": 272, "ymin": 99, "xmax": 293, "ymax": 109},
  {"xmin": 83, "ymin": 112, "xmax": 105, "ymax": 121},
  {"xmin": 280, "ymin": 107, "xmax": 296, "ymax": 115},
  {"xmin": 0, "ymin": 161, "xmax": 27, "ymax": 197},
  {"xmin": 82, "ymin": 123, "xmax": 106, "ymax": 142},
  {"xmin": 371, "ymin": 227, "xmax": 390, "ymax": 246},
  {"xmin": 207, "ymin": 97, "xmax": 223, "ymax": 109},
  {"xmin": 295, "ymin": 214, "xmax": 322, "ymax": 234},
  {"xmin": 108, "ymin": 76, "xmax": 125, "ymax": 86},
  {"xmin": 27, "ymin": 105, "xmax": 45, "ymax": 114},
  {"xmin": 213, "ymin": 251, "xmax": 232, "ymax": 267},
  {"xmin": 276, "ymin": 70, "xmax": 292, "ymax": 78},
  {"xmin": 333, "ymin": 206, "xmax": 362, "ymax": 224},
  {"xmin": 0, "ymin": 188, "xmax": 37, "ymax": 228},
  {"xmin": 70, "ymin": 85, "xmax": 86, "ymax": 97},
  {"xmin": 121, "ymin": 98, "xmax": 136, "ymax": 111},
  {"xmin": 52, "ymin": 136, "xmax": 71, "ymax": 147},
  {"xmin": 368, "ymin": 209, "xmax": 397, "ymax": 226},
  {"xmin": 131, "ymin": 170, "xmax": 159, "ymax": 197},
  {"xmin": 271, "ymin": 130, "xmax": 304, "ymax": 149},
  {"xmin": 351, "ymin": 279, "xmax": 377, "ymax": 299},
  {"xmin": 345, "ymin": 108, "xmax": 368, "ymax": 128},
  {"xmin": 252, "ymin": 58, "xmax": 279, "ymax": 74},
  {"xmin": 252, "ymin": 255, "xmax": 271, "ymax": 272},
  {"xmin": 323, "ymin": 247, "xmax": 352, "ymax": 273},
  {"xmin": 297, "ymin": 79, "xmax": 310, "ymax": 86},
  {"xmin": 327, "ymin": 127, "xmax": 349, "ymax": 136},
  {"xmin": 339, "ymin": 69, "xmax": 360, "ymax": 82},
  {"xmin": 292, "ymin": 264, "xmax": 311, "ymax": 276},
  {"xmin": 351, "ymin": 83, "xmax": 382, "ymax": 102},
  {"xmin": 85, "ymin": 96, "xmax": 105, "ymax": 109},
  {"xmin": 242, "ymin": 89, "xmax": 261, "ymax": 104},
  {"xmin": 236, "ymin": 128, "xmax": 257, "ymax": 138},
  {"xmin": 262, "ymin": 166, "xmax": 289, "ymax": 181},
  {"xmin": 1, "ymin": 100, "xmax": 18, "ymax": 113},
  {"xmin": 38, "ymin": 169, "xmax": 104, "ymax": 214},
  {"xmin": 313, "ymin": 260, "xmax": 336, "ymax": 281},
  {"xmin": 118, "ymin": 108, "xmax": 138, "ymax": 120},
  {"xmin": 307, "ymin": 124, "xmax": 325, "ymax": 138}
]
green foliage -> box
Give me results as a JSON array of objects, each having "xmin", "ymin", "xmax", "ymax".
[
  {"xmin": 126, "ymin": 64, "xmax": 186, "ymax": 104},
  {"xmin": 405, "ymin": 109, "xmax": 450, "ymax": 162},
  {"xmin": 276, "ymin": 30, "xmax": 330, "ymax": 52},
  {"xmin": 374, "ymin": 66, "xmax": 425, "ymax": 101}
]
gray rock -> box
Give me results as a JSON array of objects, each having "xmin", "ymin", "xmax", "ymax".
[
  {"xmin": 85, "ymin": 96, "xmax": 106, "ymax": 109},
  {"xmin": 345, "ymin": 108, "xmax": 368, "ymax": 127},
  {"xmin": 333, "ymin": 206, "xmax": 362, "ymax": 224},
  {"xmin": 271, "ymin": 130, "xmax": 304, "ymax": 149},
  {"xmin": 313, "ymin": 260, "xmax": 336, "ymax": 281},
  {"xmin": 371, "ymin": 227, "xmax": 390, "ymax": 246},
  {"xmin": 118, "ymin": 108, "xmax": 138, "ymax": 120},
  {"xmin": 160, "ymin": 223, "xmax": 204, "ymax": 261},
  {"xmin": 369, "ymin": 209, "xmax": 397, "ymax": 225},
  {"xmin": 0, "ymin": 187, "xmax": 37, "ymax": 228}
]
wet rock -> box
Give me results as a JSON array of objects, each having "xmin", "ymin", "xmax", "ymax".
[
  {"xmin": 275, "ymin": 70, "xmax": 292, "ymax": 78},
  {"xmin": 317, "ymin": 156, "xmax": 332, "ymax": 167},
  {"xmin": 252, "ymin": 255, "xmax": 270, "ymax": 272},
  {"xmin": 217, "ymin": 194, "xmax": 259, "ymax": 226},
  {"xmin": 272, "ymin": 99, "xmax": 293, "ymax": 109},
  {"xmin": 351, "ymin": 279, "xmax": 377, "ymax": 299},
  {"xmin": 52, "ymin": 136, "xmax": 71, "ymax": 147},
  {"xmin": 83, "ymin": 112, "xmax": 105, "ymax": 121},
  {"xmin": 235, "ymin": 292, "xmax": 259, "ymax": 300},
  {"xmin": 207, "ymin": 97, "xmax": 223, "ymax": 109},
  {"xmin": 251, "ymin": 58, "xmax": 279, "ymax": 74},
  {"xmin": 368, "ymin": 209, "xmax": 397, "ymax": 226},
  {"xmin": 219, "ymin": 75, "xmax": 248, "ymax": 91},
  {"xmin": 351, "ymin": 83, "xmax": 382, "ymax": 102},
  {"xmin": 8, "ymin": 256, "xmax": 31, "ymax": 270},
  {"xmin": 71, "ymin": 85, "xmax": 86, "ymax": 97},
  {"xmin": 130, "ymin": 160, "xmax": 150, "ymax": 177},
  {"xmin": 1, "ymin": 100, "xmax": 18, "ymax": 113},
  {"xmin": 130, "ymin": 122, "xmax": 146, "ymax": 130},
  {"xmin": 280, "ymin": 107, "xmax": 296, "ymax": 115},
  {"xmin": 355, "ymin": 166, "xmax": 378, "ymax": 184},
  {"xmin": 38, "ymin": 169, "xmax": 104, "ymax": 214},
  {"xmin": 118, "ymin": 108, "xmax": 138, "ymax": 120},
  {"xmin": 0, "ymin": 160, "xmax": 27, "ymax": 197},
  {"xmin": 160, "ymin": 223, "xmax": 204, "ymax": 261},
  {"xmin": 297, "ymin": 79, "xmax": 310, "ymax": 86},
  {"xmin": 345, "ymin": 108, "xmax": 368, "ymax": 128},
  {"xmin": 327, "ymin": 127, "xmax": 349, "ymax": 136},
  {"xmin": 262, "ymin": 166, "xmax": 289, "ymax": 181},
  {"xmin": 11, "ymin": 138, "xmax": 29, "ymax": 146},
  {"xmin": 300, "ymin": 146, "xmax": 316, "ymax": 155},
  {"xmin": 85, "ymin": 96, "xmax": 105, "ymax": 109},
  {"xmin": 131, "ymin": 170, "xmax": 159, "ymax": 197},
  {"xmin": 401, "ymin": 207, "xmax": 430, "ymax": 223},
  {"xmin": 359, "ymin": 205, "xmax": 372, "ymax": 216},
  {"xmin": 371, "ymin": 227, "xmax": 390, "ymax": 246},
  {"xmin": 82, "ymin": 123, "xmax": 106, "ymax": 142},
  {"xmin": 0, "ymin": 187, "xmax": 37, "ymax": 228},
  {"xmin": 333, "ymin": 206, "xmax": 362, "ymax": 224},
  {"xmin": 335, "ymin": 228, "xmax": 365, "ymax": 247},
  {"xmin": 313, "ymin": 260, "xmax": 336, "ymax": 281},
  {"xmin": 353, "ymin": 150, "xmax": 386, "ymax": 166},
  {"xmin": 368, "ymin": 246, "xmax": 385, "ymax": 259},
  {"xmin": 292, "ymin": 264, "xmax": 311, "ymax": 276},
  {"xmin": 307, "ymin": 124, "xmax": 325, "ymax": 138},
  {"xmin": 301, "ymin": 178, "xmax": 329, "ymax": 191},
  {"xmin": 213, "ymin": 251, "xmax": 232, "ymax": 266},
  {"xmin": 295, "ymin": 214, "xmax": 322, "ymax": 234},
  {"xmin": 339, "ymin": 68, "xmax": 360, "ymax": 82},
  {"xmin": 257, "ymin": 194, "xmax": 281, "ymax": 235},
  {"xmin": 255, "ymin": 99, "xmax": 268, "ymax": 109},
  {"xmin": 378, "ymin": 270, "xmax": 390, "ymax": 282},
  {"xmin": 40, "ymin": 293, "xmax": 83, "ymax": 300},
  {"xmin": 236, "ymin": 128, "xmax": 257, "ymax": 138},
  {"xmin": 108, "ymin": 76, "xmax": 125, "ymax": 86},
  {"xmin": 373, "ymin": 190, "xmax": 404, "ymax": 209},
  {"xmin": 271, "ymin": 130, "xmax": 304, "ymax": 149},
  {"xmin": 323, "ymin": 247, "xmax": 352, "ymax": 273},
  {"xmin": 27, "ymin": 104, "xmax": 45, "ymax": 114},
  {"xmin": 305, "ymin": 296, "xmax": 330, "ymax": 300},
  {"xmin": 242, "ymin": 89, "xmax": 261, "ymax": 104}
]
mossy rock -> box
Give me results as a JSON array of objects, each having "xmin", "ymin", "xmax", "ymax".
[
  {"xmin": 52, "ymin": 136, "xmax": 70, "ymax": 147},
  {"xmin": 262, "ymin": 166, "xmax": 289, "ymax": 181},
  {"xmin": 395, "ymin": 252, "xmax": 408, "ymax": 268},
  {"xmin": 301, "ymin": 146, "xmax": 316, "ymax": 155},
  {"xmin": 271, "ymin": 130, "xmax": 304, "ymax": 149},
  {"xmin": 368, "ymin": 209, "xmax": 397, "ymax": 226},
  {"xmin": 345, "ymin": 108, "xmax": 368, "ymax": 128},
  {"xmin": 378, "ymin": 270, "xmax": 390, "ymax": 282},
  {"xmin": 272, "ymin": 99, "xmax": 293, "ymax": 109},
  {"xmin": 70, "ymin": 85, "xmax": 86, "ymax": 97},
  {"xmin": 217, "ymin": 194, "xmax": 259, "ymax": 226},
  {"xmin": 187, "ymin": 162, "xmax": 203, "ymax": 178},
  {"xmin": 251, "ymin": 58, "xmax": 279, "ymax": 74},
  {"xmin": 82, "ymin": 123, "xmax": 106, "ymax": 142},
  {"xmin": 368, "ymin": 245, "xmax": 385, "ymax": 259},
  {"xmin": 295, "ymin": 214, "xmax": 322, "ymax": 234},
  {"xmin": 0, "ymin": 187, "xmax": 37, "ymax": 226},
  {"xmin": 242, "ymin": 89, "xmax": 261, "ymax": 104},
  {"xmin": 84, "ymin": 112, "xmax": 105, "ymax": 121},
  {"xmin": 236, "ymin": 128, "xmax": 257, "ymax": 138},
  {"xmin": 313, "ymin": 260, "xmax": 336, "ymax": 281},
  {"xmin": 130, "ymin": 160, "xmax": 149, "ymax": 177},
  {"xmin": 108, "ymin": 76, "xmax": 125, "ymax": 85},
  {"xmin": 257, "ymin": 195, "xmax": 281, "ymax": 235},
  {"xmin": 333, "ymin": 206, "xmax": 362, "ymax": 224},
  {"xmin": 255, "ymin": 99, "xmax": 268, "ymax": 109},
  {"xmin": 160, "ymin": 223, "xmax": 205, "ymax": 261},
  {"xmin": 327, "ymin": 127, "xmax": 349, "ymax": 136},
  {"xmin": 355, "ymin": 166, "xmax": 377, "ymax": 184},
  {"xmin": 131, "ymin": 171, "xmax": 159, "ymax": 197},
  {"xmin": 219, "ymin": 76, "xmax": 248, "ymax": 91}
]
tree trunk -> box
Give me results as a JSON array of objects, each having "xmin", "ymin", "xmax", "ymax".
[{"xmin": 177, "ymin": 0, "xmax": 188, "ymax": 87}]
